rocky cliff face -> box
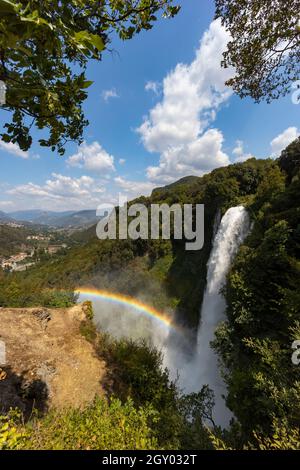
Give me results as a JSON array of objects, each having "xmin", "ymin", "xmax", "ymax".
[{"xmin": 0, "ymin": 304, "xmax": 106, "ymax": 417}]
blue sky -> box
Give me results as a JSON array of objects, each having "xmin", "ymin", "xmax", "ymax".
[{"xmin": 0, "ymin": 0, "xmax": 299, "ymax": 212}]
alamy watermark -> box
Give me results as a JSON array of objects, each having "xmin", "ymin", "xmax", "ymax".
[
  {"xmin": 96, "ymin": 195, "xmax": 204, "ymax": 251},
  {"xmin": 0, "ymin": 340, "xmax": 6, "ymax": 366},
  {"xmin": 0, "ymin": 80, "xmax": 6, "ymax": 106},
  {"xmin": 291, "ymin": 340, "xmax": 300, "ymax": 365},
  {"xmin": 291, "ymin": 80, "xmax": 300, "ymax": 104}
]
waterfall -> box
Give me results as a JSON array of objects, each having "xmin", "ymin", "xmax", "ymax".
[
  {"xmin": 195, "ymin": 205, "xmax": 250, "ymax": 427},
  {"xmin": 78, "ymin": 204, "xmax": 251, "ymax": 430}
]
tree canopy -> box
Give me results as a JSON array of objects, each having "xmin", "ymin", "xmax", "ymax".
[
  {"xmin": 216, "ymin": 0, "xmax": 300, "ymax": 102},
  {"xmin": 0, "ymin": 0, "xmax": 180, "ymax": 154}
]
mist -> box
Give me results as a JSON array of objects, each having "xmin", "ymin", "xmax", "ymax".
[{"xmin": 79, "ymin": 205, "xmax": 250, "ymax": 429}]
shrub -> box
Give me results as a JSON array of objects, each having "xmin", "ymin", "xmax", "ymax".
[
  {"xmin": 0, "ymin": 411, "xmax": 25, "ymax": 450},
  {"xmin": 0, "ymin": 385, "xmax": 219, "ymax": 450},
  {"xmin": 2, "ymin": 398, "xmax": 159, "ymax": 450}
]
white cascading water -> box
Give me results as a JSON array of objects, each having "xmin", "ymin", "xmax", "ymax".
[
  {"xmin": 195, "ymin": 205, "xmax": 250, "ymax": 427},
  {"xmin": 79, "ymin": 205, "xmax": 250, "ymax": 429}
]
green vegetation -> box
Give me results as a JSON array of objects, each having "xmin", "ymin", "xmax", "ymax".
[
  {"xmin": 0, "ymin": 332, "xmax": 215, "ymax": 450},
  {"xmin": 0, "ymin": 399, "xmax": 159, "ymax": 450},
  {"xmin": 96, "ymin": 335, "xmax": 181, "ymax": 448},
  {"xmin": 212, "ymin": 137, "xmax": 300, "ymax": 447},
  {"xmin": 215, "ymin": 0, "xmax": 300, "ymax": 102},
  {"xmin": 0, "ymin": 410, "xmax": 24, "ymax": 450},
  {"xmin": 0, "ymin": 0, "xmax": 179, "ymax": 154},
  {"xmin": 0, "ymin": 139, "xmax": 299, "ymax": 449},
  {"xmin": 209, "ymin": 419, "xmax": 300, "ymax": 450},
  {"xmin": 0, "ymin": 224, "xmax": 31, "ymax": 258},
  {"xmin": 78, "ymin": 316, "xmax": 184, "ymax": 447},
  {"xmin": 1, "ymin": 0, "xmax": 298, "ymax": 452},
  {"xmin": 0, "ymin": 156, "xmax": 276, "ymax": 326},
  {"xmin": 0, "ymin": 223, "xmax": 76, "ymax": 260}
]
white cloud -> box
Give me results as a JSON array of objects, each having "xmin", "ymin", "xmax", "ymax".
[
  {"xmin": 114, "ymin": 176, "xmax": 155, "ymax": 197},
  {"xmin": 145, "ymin": 81, "xmax": 161, "ymax": 95},
  {"xmin": 270, "ymin": 127, "xmax": 299, "ymax": 157},
  {"xmin": 0, "ymin": 200, "xmax": 13, "ymax": 209},
  {"xmin": 232, "ymin": 140, "xmax": 244, "ymax": 158},
  {"xmin": 147, "ymin": 129, "xmax": 229, "ymax": 183},
  {"xmin": 7, "ymin": 173, "xmax": 107, "ymax": 211},
  {"xmin": 137, "ymin": 19, "xmax": 233, "ymax": 184},
  {"xmin": 67, "ymin": 141, "xmax": 115, "ymax": 173},
  {"xmin": 232, "ymin": 140, "xmax": 254, "ymax": 163},
  {"xmin": 102, "ymin": 88, "xmax": 119, "ymax": 102},
  {"xmin": 0, "ymin": 140, "xmax": 29, "ymax": 159},
  {"xmin": 119, "ymin": 158, "xmax": 126, "ymax": 165}
]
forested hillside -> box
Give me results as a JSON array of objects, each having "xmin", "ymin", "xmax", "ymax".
[
  {"xmin": 0, "ymin": 225, "xmax": 31, "ymax": 258},
  {"xmin": 0, "ymin": 156, "xmax": 279, "ymax": 326},
  {"xmin": 1, "ymin": 139, "xmax": 299, "ymax": 449},
  {"xmin": 213, "ymin": 137, "xmax": 300, "ymax": 447}
]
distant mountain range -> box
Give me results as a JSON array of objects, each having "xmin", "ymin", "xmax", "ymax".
[
  {"xmin": 0, "ymin": 211, "xmax": 14, "ymax": 223},
  {"xmin": 1, "ymin": 209, "xmax": 100, "ymax": 228}
]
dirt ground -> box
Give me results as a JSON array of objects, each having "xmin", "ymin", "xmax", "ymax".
[{"xmin": 0, "ymin": 304, "xmax": 106, "ymax": 416}]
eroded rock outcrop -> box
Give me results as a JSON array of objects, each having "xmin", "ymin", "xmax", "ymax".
[{"xmin": 0, "ymin": 304, "xmax": 106, "ymax": 417}]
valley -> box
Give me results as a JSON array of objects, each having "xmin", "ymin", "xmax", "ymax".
[
  {"xmin": 0, "ymin": 0, "xmax": 299, "ymax": 456},
  {"xmin": 1, "ymin": 139, "xmax": 299, "ymax": 449},
  {"xmin": 0, "ymin": 213, "xmax": 100, "ymax": 272}
]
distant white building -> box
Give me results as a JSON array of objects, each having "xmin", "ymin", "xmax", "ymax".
[
  {"xmin": 26, "ymin": 235, "xmax": 49, "ymax": 241},
  {"xmin": 1, "ymin": 252, "xmax": 31, "ymax": 271}
]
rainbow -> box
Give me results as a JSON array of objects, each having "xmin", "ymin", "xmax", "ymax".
[{"xmin": 75, "ymin": 287, "xmax": 181, "ymax": 333}]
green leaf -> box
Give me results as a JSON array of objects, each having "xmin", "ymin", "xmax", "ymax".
[{"xmin": 82, "ymin": 80, "xmax": 93, "ymax": 89}]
